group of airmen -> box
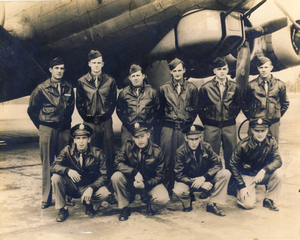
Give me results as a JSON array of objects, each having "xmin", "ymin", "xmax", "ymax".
[{"xmin": 27, "ymin": 50, "xmax": 289, "ymax": 222}]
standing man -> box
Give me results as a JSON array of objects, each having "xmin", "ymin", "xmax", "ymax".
[
  {"xmin": 51, "ymin": 123, "xmax": 110, "ymax": 222},
  {"xmin": 28, "ymin": 57, "xmax": 74, "ymax": 209},
  {"xmin": 116, "ymin": 64, "xmax": 160, "ymax": 145},
  {"xmin": 159, "ymin": 58, "xmax": 198, "ymax": 195},
  {"xmin": 230, "ymin": 118, "xmax": 283, "ymax": 211},
  {"xmin": 111, "ymin": 122, "xmax": 169, "ymax": 221},
  {"xmin": 173, "ymin": 124, "xmax": 231, "ymax": 216},
  {"xmin": 242, "ymin": 56, "xmax": 289, "ymax": 143},
  {"xmin": 76, "ymin": 50, "xmax": 117, "ymax": 177},
  {"xmin": 198, "ymin": 58, "xmax": 240, "ymax": 170}
]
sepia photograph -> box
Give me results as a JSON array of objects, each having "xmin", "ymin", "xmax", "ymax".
[{"xmin": 0, "ymin": 0, "xmax": 300, "ymax": 239}]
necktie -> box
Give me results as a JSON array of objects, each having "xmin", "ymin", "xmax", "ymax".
[
  {"xmin": 136, "ymin": 88, "xmax": 140, "ymax": 96},
  {"xmin": 264, "ymin": 80, "xmax": 269, "ymax": 95},
  {"xmin": 79, "ymin": 153, "xmax": 83, "ymax": 167},
  {"xmin": 193, "ymin": 151, "xmax": 196, "ymax": 160},
  {"xmin": 57, "ymin": 83, "xmax": 61, "ymax": 95},
  {"xmin": 94, "ymin": 77, "xmax": 98, "ymax": 88},
  {"xmin": 138, "ymin": 149, "xmax": 142, "ymax": 162},
  {"xmin": 218, "ymin": 82, "xmax": 225, "ymax": 99},
  {"xmin": 176, "ymin": 84, "xmax": 181, "ymax": 95}
]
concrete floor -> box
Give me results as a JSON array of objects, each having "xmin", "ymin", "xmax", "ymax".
[{"xmin": 0, "ymin": 93, "xmax": 300, "ymax": 240}]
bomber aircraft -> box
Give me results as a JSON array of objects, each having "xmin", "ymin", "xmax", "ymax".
[{"xmin": 0, "ymin": 0, "xmax": 300, "ymax": 103}]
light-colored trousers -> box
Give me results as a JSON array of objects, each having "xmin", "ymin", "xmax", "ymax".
[
  {"xmin": 52, "ymin": 174, "xmax": 110, "ymax": 210},
  {"xmin": 173, "ymin": 169, "xmax": 231, "ymax": 208},
  {"xmin": 111, "ymin": 171, "xmax": 170, "ymax": 211},
  {"xmin": 39, "ymin": 125, "xmax": 70, "ymax": 204},
  {"xmin": 237, "ymin": 169, "xmax": 283, "ymax": 209}
]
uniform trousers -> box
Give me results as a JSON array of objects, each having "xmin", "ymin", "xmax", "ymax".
[
  {"xmin": 111, "ymin": 172, "xmax": 170, "ymax": 211},
  {"xmin": 203, "ymin": 124, "xmax": 237, "ymax": 169},
  {"xmin": 84, "ymin": 118, "xmax": 115, "ymax": 177},
  {"xmin": 39, "ymin": 125, "xmax": 70, "ymax": 204},
  {"xmin": 52, "ymin": 174, "xmax": 110, "ymax": 210},
  {"xmin": 173, "ymin": 169, "xmax": 231, "ymax": 208},
  {"xmin": 237, "ymin": 169, "xmax": 283, "ymax": 209},
  {"xmin": 247, "ymin": 121, "xmax": 280, "ymax": 143},
  {"xmin": 160, "ymin": 126, "xmax": 186, "ymax": 194}
]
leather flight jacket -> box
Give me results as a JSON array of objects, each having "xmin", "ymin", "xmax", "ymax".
[
  {"xmin": 174, "ymin": 142, "xmax": 222, "ymax": 186},
  {"xmin": 242, "ymin": 75, "xmax": 289, "ymax": 122},
  {"xmin": 51, "ymin": 144, "xmax": 108, "ymax": 190},
  {"xmin": 76, "ymin": 72, "xmax": 117, "ymax": 124},
  {"xmin": 27, "ymin": 78, "xmax": 74, "ymax": 130},
  {"xmin": 229, "ymin": 135, "xmax": 282, "ymax": 190},
  {"xmin": 159, "ymin": 79, "xmax": 198, "ymax": 129},
  {"xmin": 116, "ymin": 83, "xmax": 160, "ymax": 130},
  {"xmin": 198, "ymin": 77, "xmax": 241, "ymax": 127},
  {"xmin": 114, "ymin": 140, "xmax": 165, "ymax": 189}
]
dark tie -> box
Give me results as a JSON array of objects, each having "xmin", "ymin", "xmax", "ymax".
[
  {"xmin": 94, "ymin": 77, "xmax": 98, "ymax": 88},
  {"xmin": 138, "ymin": 149, "xmax": 142, "ymax": 162}
]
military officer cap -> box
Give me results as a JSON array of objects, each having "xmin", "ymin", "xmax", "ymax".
[
  {"xmin": 130, "ymin": 122, "xmax": 150, "ymax": 137},
  {"xmin": 182, "ymin": 124, "xmax": 205, "ymax": 135},
  {"xmin": 249, "ymin": 118, "xmax": 271, "ymax": 130},
  {"xmin": 71, "ymin": 123, "xmax": 93, "ymax": 137},
  {"xmin": 129, "ymin": 64, "xmax": 142, "ymax": 75},
  {"xmin": 88, "ymin": 50, "xmax": 102, "ymax": 61},
  {"xmin": 168, "ymin": 58, "xmax": 183, "ymax": 70},
  {"xmin": 49, "ymin": 57, "xmax": 64, "ymax": 68},
  {"xmin": 257, "ymin": 56, "xmax": 272, "ymax": 67},
  {"xmin": 212, "ymin": 57, "xmax": 227, "ymax": 69}
]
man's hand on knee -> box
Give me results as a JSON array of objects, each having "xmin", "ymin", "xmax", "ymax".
[
  {"xmin": 201, "ymin": 182, "xmax": 213, "ymax": 191},
  {"xmin": 67, "ymin": 169, "xmax": 81, "ymax": 183},
  {"xmin": 81, "ymin": 187, "xmax": 93, "ymax": 204},
  {"xmin": 255, "ymin": 169, "xmax": 266, "ymax": 184},
  {"xmin": 191, "ymin": 176, "xmax": 205, "ymax": 189}
]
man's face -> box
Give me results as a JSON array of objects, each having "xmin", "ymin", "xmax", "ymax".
[
  {"xmin": 185, "ymin": 133, "xmax": 202, "ymax": 150},
  {"xmin": 132, "ymin": 131, "xmax": 150, "ymax": 149},
  {"xmin": 257, "ymin": 61, "xmax": 273, "ymax": 79},
  {"xmin": 88, "ymin": 56, "xmax": 104, "ymax": 75},
  {"xmin": 213, "ymin": 65, "xmax": 228, "ymax": 81},
  {"xmin": 49, "ymin": 64, "xmax": 65, "ymax": 80},
  {"xmin": 251, "ymin": 128, "xmax": 268, "ymax": 142},
  {"xmin": 129, "ymin": 70, "xmax": 145, "ymax": 88},
  {"xmin": 74, "ymin": 136, "xmax": 90, "ymax": 152},
  {"xmin": 170, "ymin": 63, "xmax": 186, "ymax": 82}
]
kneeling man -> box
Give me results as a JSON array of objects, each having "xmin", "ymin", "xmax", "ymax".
[
  {"xmin": 51, "ymin": 124, "xmax": 110, "ymax": 222},
  {"xmin": 173, "ymin": 125, "xmax": 231, "ymax": 216},
  {"xmin": 230, "ymin": 118, "xmax": 283, "ymax": 211},
  {"xmin": 112, "ymin": 122, "xmax": 170, "ymax": 221}
]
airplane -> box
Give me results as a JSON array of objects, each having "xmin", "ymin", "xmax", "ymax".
[{"xmin": 0, "ymin": 0, "xmax": 300, "ymax": 103}]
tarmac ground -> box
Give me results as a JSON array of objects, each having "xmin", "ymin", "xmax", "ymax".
[{"xmin": 0, "ymin": 93, "xmax": 300, "ymax": 240}]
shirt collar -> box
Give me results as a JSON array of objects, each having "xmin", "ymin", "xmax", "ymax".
[
  {"xmin": 171, "ymin": 77, "xmax": 186, "ymax": 90},
  {"xmin": 248, "ymin": 135, "xmax": 270, "ymax": 149},
  {"xmin": 258, "ymin": 74, "xmax": 273, "ymax": 86},
  {"xmin": 44, "ymin": 78, "xmax": 66, "ymax": 88},
  {"xmin": 212, "ymin": 77, "xmax": 227, "ymax": 87},
  {"xmin": 70, "ymin": 143, "xmax": 93, "ymax": 157},
  {"xmin": 133, "ymin": 140, "xmax": 153, "ymax": 157}
]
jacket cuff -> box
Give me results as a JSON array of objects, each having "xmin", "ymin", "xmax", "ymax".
[
  {"xmin": 236, "ymin": 183, "xmax": 246, "ymax": 190},
  {"xmin": 263, "ymin": 166, "xmax": 271, "ymax": 173},
  {"xmin": 64, "ymin": 168, "xmax": 70, "ymax": 175},
  {"xmin": 202, "ymin": 173, "xmax": 209, "ymax": 180},
  {"xmin": 131, "ymin": 169, "xmax": 139, "ymax": 178},
  {"xmin": 89, "ymin": 184, "xmax": 97, "ymax": 191}
]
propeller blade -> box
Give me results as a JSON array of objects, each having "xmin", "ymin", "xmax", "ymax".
[
  {"xmin": 235, "ymin": 41, "xmax": 250, "ymax": 95},
  {"xmin": 274, "ymin": 0, "xmax": 300, "ymax": 30},
  {"xmin": 260, "ymin": 17, "xmax": 288, "ymax": 35}
]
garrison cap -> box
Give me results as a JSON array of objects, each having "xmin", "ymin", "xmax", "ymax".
[
  {"xmin": 129, "ymin": 64, "xmax": 142, "ymax": 75},
  {"xmin": 49, "ymin": 57, "xmax": 64, "ymax": 68},
  {"xmin": 88, "ymin": 50, "xmax": 102, "ymax": 61},
  {"xmin": 212, "ymin": 58, "xmax": 227, "ymax": 69},
  {"xmin": 249, "ymin": 118, "xmax": 271, "ymax": 130},
  {"xmin": 168, "ymin": 58, "xmax": 183, "ymax": 70},
  {"xmin": 129, "ymin": 122, "xmax": 150, "ymax": 137},
  {"xmin": 182, "ymin": 124, "xmax": 205, "ymax": 135},
  {"xmin": 71, "ymin": 124, "xmax": 93, "ymax": 138},
  {"xmin": 257, "ymin": 56, "xmax": 272, "ymax": 67}
]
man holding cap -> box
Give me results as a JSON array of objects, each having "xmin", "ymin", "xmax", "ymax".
[
  {"xmin": 76, "ymin": 50, "xmax": 117, "ymax": 177},
  {"xmin": 159, "ymin": 58, "xmax": 198, "ymax": 195},
  {"xmin": 28, "ymin": 57, "xmax": 74, "ymax": 209},
  {"xmin": 111, "ymin": 122, "xmax": 169, "ymax": 221},
  {"xmin": 51, "ymin": 123, "xmax": 110, "ymax": 222},
  {"xmin": 198, "ymin": 58, "xmax": 241, "ymax": 170},
  {"xmin": 242, "ymin": 56, "xmax": 289, "ymax": 143},
  {"xmin": 173, "ymin": 124, "xmax": 231, "ymax": 216},
  {"xmin": 230, "ymin": 118, "xmax": 283, "ymax": 211},
  {"xmin": 116, "ymin": 64, "xmax": 160, "ymax": 145}
]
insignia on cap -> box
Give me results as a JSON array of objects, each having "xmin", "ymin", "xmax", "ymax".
[
  {"xmin": 134, "ymin": 122, "xmax": 140, "ymax": 129},
  {"xmin": 191, "ymin": 126, "xmax": 196, "ymax": 131},
  {"xmin": 258, "ymin": 118, "xmax": 263, "ymax": 124},
  {"xmin": 79, "ymin": 124, "xmax": 85, "ymax": 130}
]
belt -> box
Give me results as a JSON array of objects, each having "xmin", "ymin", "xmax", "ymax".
[
  {"xmin": 204, "ymin": 119, "xmax": 236, "ymax": 128},
  {"xmin": 163, "ymin": 121, "xmax": 191, "ymax": 130}
]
